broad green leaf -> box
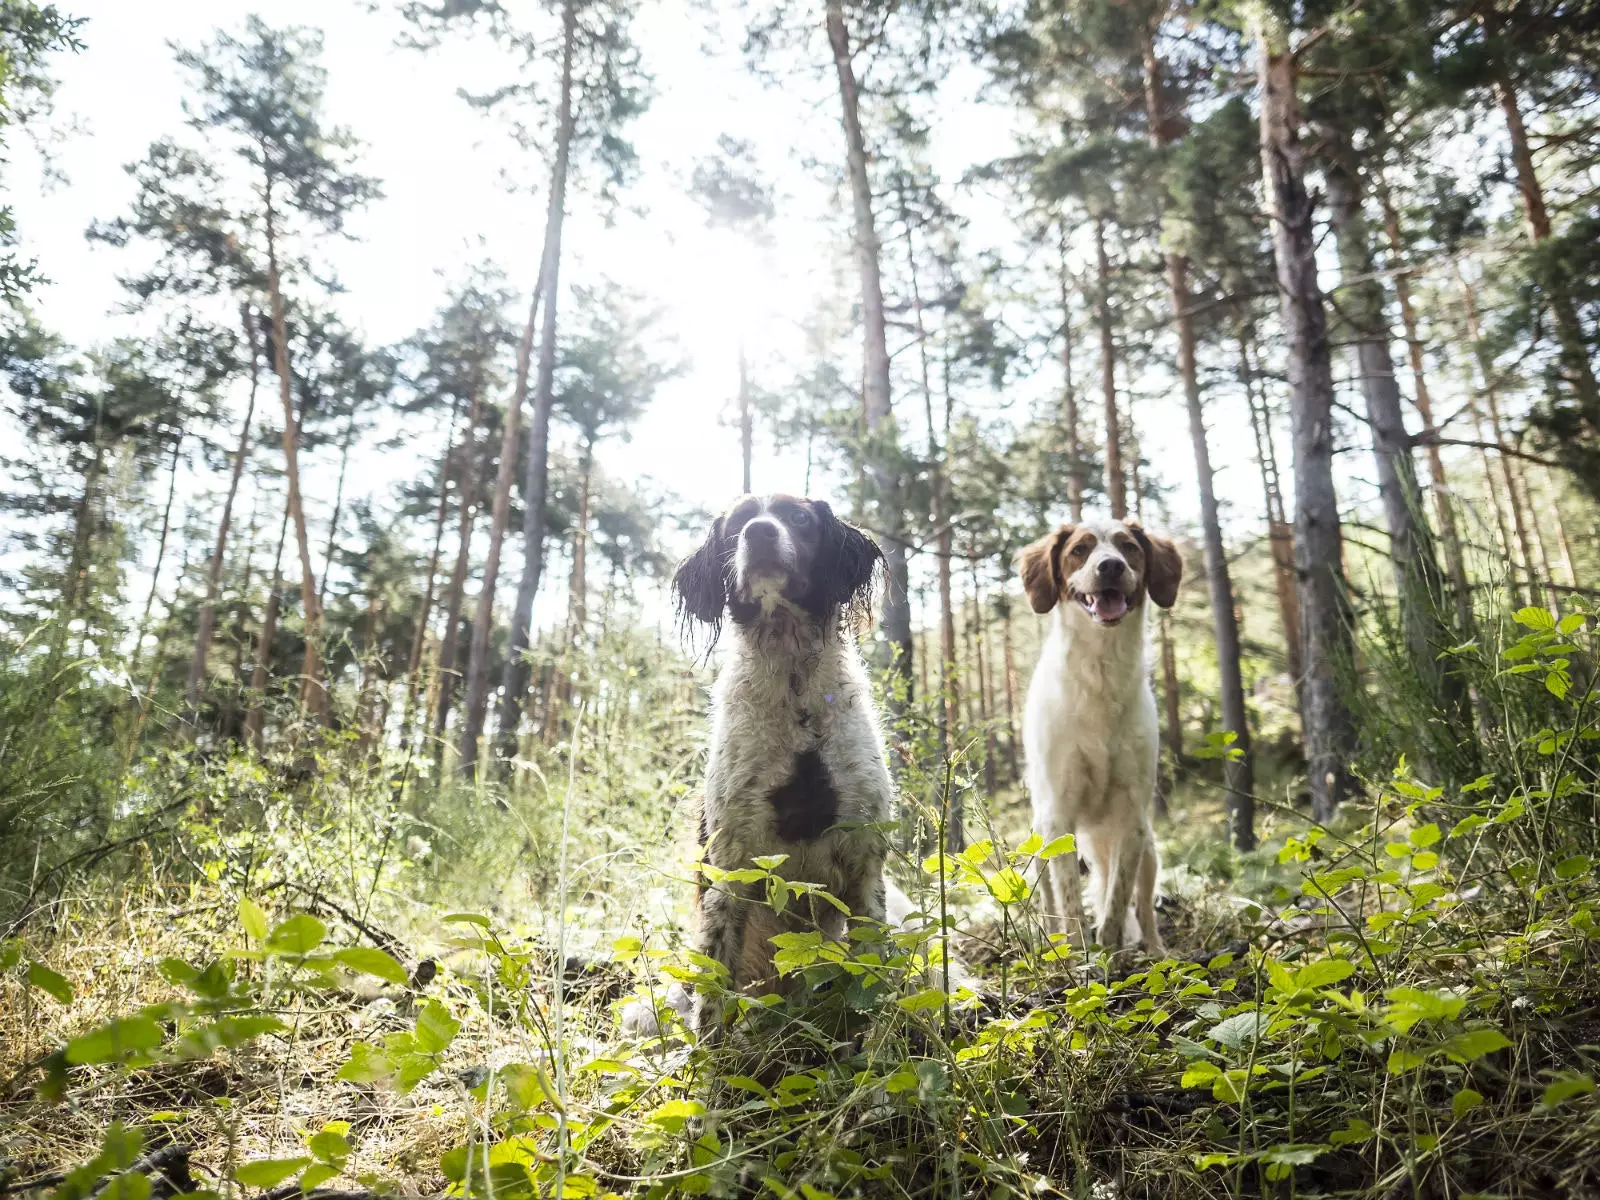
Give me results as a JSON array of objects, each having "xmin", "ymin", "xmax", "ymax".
[
  {"xmin": 306, "ymin": 1130, "xmax": 350, "ymax": 1165},
  {"xmin": 986, "ymin": 867, "xmax": 1031, "ymax": 904},
  {"xmin": 1556, "ymin": 855, "xmax": 1593, "ymax": 881},
  {"xmin": 99, "ymin": 1174, "xmax": 151, "ymax": 1200},
  {"xmin": 265, "ymin": 914, "xmax": 327, "ymax": 957},
  {"xmin": 1452, "ymin": 1088, "xmax": 1483, "ymax": 1119},
  {"xmin": 1294, "ymin": 959, "xmax": 1355, "ymax": 991},
  {"xmin": 1387, "ymin": 1048, "xmax": 1427, "ymax": 1074},
  {"xmin": 1558, "ymin": 612, "xmax": 1587, "ymax": 634},
  {"xmin": 26, "ymin": 961, "xmax": 72, "ymax": 1003},
  {"xmin": 238, "ymin": 899, "xmax": 269, "ymax": 941},
  {"xmin": 1016, "ymin": 832, "xmax": 1043, "ymax": 855},
  {"xmin": 881, "ymin": 1068, "xmax": 919, "ymax": 1094},
  {"xmin": 1409, "ymin": 823, "xmax": 1441, "ymax": 848},
  {"xmin": 442, "ymin": 912, "xmax": 491, "ymax": 926},
  {"xmin": 1441, "ymin": 1029, "xmax": 1511, "ymax": 1063},
  {"xmin": 646, "ymin": 1097, "xmax": 705, "ymax": 1133},
  {"xmin": 336, "ymin": 1041, "xmax": 395, "ymax": 1084},
  {"xmin": 300, "ymin": 1164, "xmax": 340, "ymax": 1191},
  {"xmin": 1542, "ymin": 1074, "xmax": 1594, "ymax": 1108},
  {"xmin": 1514, "ymin": 606, "xmax": 1555, "ymax": 631},
  {"xmin": 1181, "ymin": 1061, "xmax": 1220, "ymax": 1087},
  {"xmin": 1207, "ymin": 1012, "xmax": 1267, "ymax": 1051},
  {"xmin": 233, "ymin": 1158, "xmax": 310, "ymax": 1188},
  {"xmin": 1412, "ymin": 852, "xmax": 1440, "ymax": 871},
  {"xmin": 896, "ymin": 987, "xmax": 948, "ymax": 1013},
  {"xmin": 66, "ymin": 1016, "xmax": 163, "ymax": 1065},
  {"xmin": 413, "ymin": 999, "xmax": 460, "ymax": 1054},
  {"xmin": 333, "ymin": 947, "xmax": 408, "ymax": 985},
  {"xmin": 1330, "ymin": 1118, "xmax": 1373, "ymax": 1146},
  {"xmin": 1037, "ymin": 834, "xmax": 1076, "ymax": 860}
]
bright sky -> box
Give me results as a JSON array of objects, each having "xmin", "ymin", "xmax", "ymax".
[{"xmin": 8, "ymin": 0, "xmax": 1322, "ymax": 629}]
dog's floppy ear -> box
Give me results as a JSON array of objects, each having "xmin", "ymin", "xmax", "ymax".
[
  {"xmin": 673, "ymin": 517, "xmax": 729, "ymax": 626},
  {"xmin": 1018, "ymin": 525, "xmax": 1072, "ymax": 614},
  {"xmin": 1130, "ymin": 522, "xmax": 1183, "ymax": 609},
  {"xmin": 816, "ymin": 501, "xmax": 882, "ymax": 615}
]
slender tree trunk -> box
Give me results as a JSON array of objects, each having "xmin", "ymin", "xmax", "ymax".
[
  {"xmin": 970, "ymin": 557, "xmax": 996, "ymax": 795},
  {"xmin": 317, "ymin": 405, "xmax": 359, "ymax": 612},
  {"xmin": 1325, "ymin": 152, "xmax": 1464, "ymax": 732},
  {"xmin": 357, "ymin": 587, "xmax": 384, "ymax": 757},
  {"xmin": 188, "ymin": 304, "xmax": 261, "ymax": 712},
  {"xmin": 1459, "ymin": 264, "xmax": 1539, "ymax": 604},
  {"xmin": 1494, "ymin": 69, "xmax": 1600, "ymax": 428},
  {"xmin": 569, "ymin": 441, "xmax": 593, "ymax": 645},
  {"xmin": 1093, "ymin": 212, "xmax": 1125, "ymax": 519},
  {"xmin": 827, "ymin": 0, "xmax": 912, "ymax": 697},
  {"xmin": 1142, "ymin": 36, "xmax": 1253, "ymax": 847},
  {"xmin": 133, "ymin": 436, "xmax": 183, "ymax": 678},
  {"xmin": 1160, "ymin": 609, "xmax": 1182, "ymax": 762},
  {"xmin": 434, "ymin": 391, "xmax": 484, "ymax": 762},
  {"xmin": 1379, "ymin": 189, "xmax": 1475, "ymax": 641},
  {"xmin": 739, "ymin": 339, "xmax": 753, "ymax": 494},
  {"xmin": 1257, "ymin": 28, "xmax": 1358, "ymax": 823},
  {"xmin": 246, "ymin": 499, "xmax": 291, "ymax": 750},
  {"xmin": 1058, "ymin": 218, "xmax": 1084, "ymax": 521},
  {"xmin": 1242, "ymin": 330, "xmax": 1303, "ymax": 682},
  {"xmin": 401, "ymin": 385, "xmax": 466, "ymax": 747},
  {"xmin": 264, "ymin": 193, "xmax": 327, "ymax": 722},
  {"xmin": 58, "ymin": 424, "xmax": 106, "ymax": 658},
  {"xmin": 1000, "ymin": 593, "xmax": 1019, "ymax": 783},
  {"xmin": 495, "ymin": 0, "xmax": 578, "ymax": 765}
]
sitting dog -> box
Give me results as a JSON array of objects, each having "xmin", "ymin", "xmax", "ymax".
[
  {"xmin": 666, "ymin": 493, "xmax": 892, "ymax": 1039},
  {"xmin": 1017, "ymin": 517, "xmax": 1182, "ymax": 953}
]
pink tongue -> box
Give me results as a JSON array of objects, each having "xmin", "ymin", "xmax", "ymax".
[{"xmin": 1094, "ymin": 590, "xmax": 1128, "ymax": 621}]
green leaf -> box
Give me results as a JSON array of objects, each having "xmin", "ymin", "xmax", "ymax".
[
  {"xmin": 442, "ymin": 912, "xmax": 490, "ymax": 926},
  {"xmin": 1181, "ymin": 1061, "xmax": 1220, "ymax": 1087},
  {"xmin": 646, "ymin": 1098, "xmax": 705, "ymax": 1133},
  {"xmin": 1449, "ymin": 815, "xmax": 1488, "ymax": 839},
  {"xmin": 1329, "ymin": 1118, "xmax": 1374, "ymax": 1146},
  {"xmin": 1541, "ymin": 1074, "xmax": 1594, "ymax": 1108},
  {"xmin": 238, "ymin": 899, "xmax": 269, "ymax": 941},
  {"xmin": 306, "ymin": 1129, "xmax": 350, "ymax": 1166},
  {"xmin": 413, "ymin": 999, "xmax": 460, "ymax": 1054},
  {"xmin": 1409, "ymin": 823, "xmax": 1441, "ymax": 848},
  {"xmin": 1016, "ymin": 832, "xmax": 1043, "ymax": 855},
  {"xmin": 1293, "ymin": 959, "xmax": 1355, "ymax": 991},
  {"xmin": 986, "ymin": 867, "xmax": 1031, "ymax": 904},
  {"xmin": 66, "ymin": 1016, "xmax": 163, "ymax": 1065},
  {"xmin": 1037, "ymin": 834, "xmax": 1076, "ymax": 860},
  {"xmin": 26, "ymin": 961, "xmax": 72, "ymax": 1003},
  {"xmin": 99, "ymin": 1173, "xmax": 151, "ymax": 1200},
  {"xmin": 265, "ymin": 914, "xmax": 327, "ymax": 957},
  {"xmin": 1207, "ymin": 1012, "xmax": 1267, "ymax": 1051},
  {"xmin": 1452, "ymin": 1088, "xmax": 1484, "ymax": 1120},
  {"xmin": 1412, "ymin": 851, "xmax": 1440, "ymax": 871},
  {"xmin": 233, "ymin": 1158, "xmax": 311, "ymax": 1188},
  {"xmin": 1441, "ymin": 1029, "xmax": 1511, "ymax": 1063},
  {"xmin": 300, "ymin": 1164, "xmax": 341, "ymax": 1191},
  {"xmin": 1556, "ymin": 855, "xmax": 1593, "ymax": 881},
  {"xmin": 336, "ymin": 1041, "xmax": 395, "ymax": 1084},
  {"xmin": 333, "ymin": 947, "xmax": 408, "ymax": 985},
  {"xmin": 1514, "ymin": 606, "xmax": 1555, "ymax": 631},
  {"xmin": 1387, "ymin": 1048, "xmax": 1428, "ymax": 1074},
  {"xmin": 897, "ymin": 987, "xmax": 949, "ymax": 1013}
]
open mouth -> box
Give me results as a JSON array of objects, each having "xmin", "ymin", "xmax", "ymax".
[{"xmin": 1075, "ymin": 589, "xmax": 1129, "ymax": 625}]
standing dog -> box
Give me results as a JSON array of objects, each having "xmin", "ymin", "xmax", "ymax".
[
  {"xmin": 670, "ymin": 493, "xmax": 891, "ymax": 1038},
  {"xmin": 1018, "ymin": 518, "xmax": 1182, "ymax": 953}
]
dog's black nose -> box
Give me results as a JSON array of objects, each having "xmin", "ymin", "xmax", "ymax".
[
  {"xmin": 744, "ymin": 520, "xmax": 779, "ymax": 544},
  {"xmin": 1097, "ymin": 558, "xmax": 1125, "ymax": 580}
]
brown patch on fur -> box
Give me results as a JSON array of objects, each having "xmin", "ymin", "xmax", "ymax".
[
  {"xmin": 1128, "ymin": 521, "xmax": 1183, "ymax": 608},
  {"xmin": 1018, "ymin": 524, "xmax": 1075, "ymax": 613}
]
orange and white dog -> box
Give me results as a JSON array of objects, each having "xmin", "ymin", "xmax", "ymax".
[{"xmin": 1017, "ymin": 517, "xmax": 1182, "ymax": 953}]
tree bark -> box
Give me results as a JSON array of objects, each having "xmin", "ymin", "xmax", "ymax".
[
  {"xmin": 1325, "ymin": 152, "xmax": 1465, "ymax": 732},
  {"xmin": 317, "ymin": 405, "xmax": 359, "ymax": 612},
  {"xmin": 569, "ymin": 440, "xmax": 593, "ymax": 644},
  {"xmin": 264, "ymin": 192, "xmax": 328, "ymax": 722},
  {"xmin": 827, "ymin": 0, "xmax": 912, "ymax": 696},
  {"xmin": 133, "ymin": 435, "xmax": 183, "ymax": 680},
  {"xmin": 1093, "ymin": 212, "xmax": 1125, "ymax": 519},
  {"xmin": 495, "ymin": 0, "xmax": 578, "ymax": 765},
  {"xmin": 245, "ymin": 498, "xmax": 292, "ymax": 749},
  {"xmin": 1241, "ymin": 330, "xmax": 1303, "ymax": 683},
  {"xmin": 434, "ymin": 387, "xmax": 485, "ymax": 764},
  {"xmin": 1142, "ymin": 34, "xmax": 1253, "ymax": 847},
  {"xmin": 1058, "ymin": 218, "xmax": 1084, "ymax": 521},
  {"xmin": 1377, "ymin": 191, "xmax": 1475, "ymax": 646},
  {"xmin": 1494, "ymin": 69, "xmax": 1600, "ymax": 429},
  {"xmin": 188, "ymin": 303, "xmax": 261, "ymax": 713},
  {"xmin": 1257, "ymin": 29, "xmax": 1358, "ymax": 823}
]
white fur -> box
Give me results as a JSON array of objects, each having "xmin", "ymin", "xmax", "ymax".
[{"xmin": 1022, "ymin": 518, "xmax": 1166, "ymax": 954}]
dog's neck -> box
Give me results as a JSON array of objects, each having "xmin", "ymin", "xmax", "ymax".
[{"xmin": 1047, "ymin": 601, "xmax": 1151, "ymax": 692}]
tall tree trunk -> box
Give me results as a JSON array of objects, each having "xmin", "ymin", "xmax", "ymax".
[
  {"xmin": 264, "ymin": 193, "xmax": 327, "ymax": 722},
  {"xmin": 1325, "ymin": 152, "xmax": 1465, "ymax": 732},
  {"xmin": 1242, "ymin": 330, "xmax": 1303, "ymax": 682},
  {"xmin": 357, "ymin": 587, "xmax": 384, "ymax": 757},
  {"xmin": 1058, "ymin": 218, "xmax": 1085, "ymax": 521},
  {"xmin": 739, "ymin": 339, "xmax": 753, "ymax": 494},
  {"xmin": 188, "ymin": 303, "xmax": 261, "ymax": 713},
  {"xmin": 826, "ymin": 0, "xmax": 912, "ymax": 697},
  {"xmin": 495, "ymin": 0, "xmax": 578, "ymax": 766},
  {"xmin": 1494, "ymin": 69, "xmax": 1600, "ymax": 429},
  {"xmin": 435, "ymin": 390, "xmax": 486, "ymax": 763},
  {"xmin": 401, "ymin": 385, "xmax": 466, "ymax": 748},
  {"xmin": 1378, "ymin": 188, "xmax": 1475, "ymax": 642},
  {"xmin": 569, "ymin": 441, "xmax": 593, "ymax": 645},
  {"xmin": 1000, "ymin": 592, "xmax": 1019, "ymax": 783},
  {"xmin": 133, "ymin": 436, "xmax": 183, "ymax": 679},
  {"xmin": 1142, "ymin": 35, "xmax": 1254, "ymax": 847},
  {"xmin": 1257, "ymin": 28, "xmax": 1358, "ymax": 823},
  {"xmin": 1458, "ymin": 265, "xmax": 1540, "ymax": 605},
  {"xmin": 317, "ymin": 405, "xmax": 359, "ymax": 612},
  {"xmin": 1093, "ymin": 212, "xmax": 1125, "ymax": 519},
  {"xmin": 245, "ymin": 499, "xmax": 292, "ymax": 750},
  {"xmin": 971, "ymin": 556, "xmax": 996, "ymax": 796}
]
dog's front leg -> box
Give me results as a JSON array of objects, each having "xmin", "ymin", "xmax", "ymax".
[
  {"xmin": 692, "ymin": 883, "xmax": 747, "ymax": 1043},
  {"xmin": 1045, "ymin": 848, "xmax": 1090, "ymax": 949}
]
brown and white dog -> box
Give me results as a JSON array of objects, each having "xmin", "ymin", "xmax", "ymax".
[
  {"xmin": 1017, "ymin": 517, "xmax": 1182, "ymax": 953},
  {"xmin": 643, "ymin": 493, "xmax": 893, "ymax": 1040}
]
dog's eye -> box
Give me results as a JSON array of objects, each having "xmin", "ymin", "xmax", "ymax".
[
  {"xmin": 790, "ymin": 508, "xmax": 812, "ymax": 527},
  {"xmin": 1069, "ymin": 543, "xmax": 1089, "ymax": 557}
]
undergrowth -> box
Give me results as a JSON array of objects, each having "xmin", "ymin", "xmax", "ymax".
[{"xmin": 2, "ymin": 606, "xmax": 1600, "ymax": 1198}]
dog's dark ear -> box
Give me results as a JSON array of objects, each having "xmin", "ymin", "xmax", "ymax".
[
  {"xmin": 816, "ymin": 501, "xmax": 882, "ymax": 614},
  {"xmin": 1018, "ymin": 525, "xmax": 1072, "ymax": 614},
  {"xmin": 673, "ymin": 518, "xmax": 729, "ymax": 625},
  {"xmin": 1130, "ymin": 522, "xmax": 1183, "ymax": 608}
]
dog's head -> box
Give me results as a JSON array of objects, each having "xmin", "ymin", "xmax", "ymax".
[
  {"xmin": 1017, "ymin": 517, "xmax": 1182, "ymax": 627},
  {"xmin": 673, "ymin": 494, "xmax": 882, "ymax": 645}
]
